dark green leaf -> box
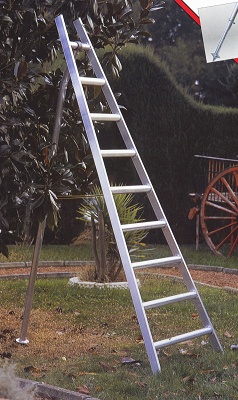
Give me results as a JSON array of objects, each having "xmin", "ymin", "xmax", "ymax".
[
  {"xmin": 1, "ymin": 16, "xmax": 13, "ymax": 23},
  {"xmin": 23, "ymin": 106, "xmax": 36, "ymax": 117},
  {"xmin": 31, "ymin": 194, "xmax": 45, "ymax": 210},
  {"xmin": 139, "ymin": 18, "xmax": 155, "ymax": 24}
]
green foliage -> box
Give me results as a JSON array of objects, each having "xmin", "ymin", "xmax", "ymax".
[
  {"xmin": 0, "ymin": 0, "xmax": 163, "ymax": 252},
  {"xmin": 77, "ymin": 184, "xmax": 148, "ymax": 281}
]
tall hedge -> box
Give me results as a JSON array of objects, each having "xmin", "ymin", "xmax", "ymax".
[{"xmin": 104, "ymin": 45, "xmax": 238, "ymax": 243}]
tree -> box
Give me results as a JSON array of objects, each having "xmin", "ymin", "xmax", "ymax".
[
  {"xmin": 77, "ymin": 185, "xmax": 148, "ymax": 282},
  {"xmin": 0, "ymin": 0, "xmax": 163, "ymax": 254}
]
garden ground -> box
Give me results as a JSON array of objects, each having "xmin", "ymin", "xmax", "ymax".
[{"xmin": 1, "ymin": 245, "xmax": 238, "ymax": 399}]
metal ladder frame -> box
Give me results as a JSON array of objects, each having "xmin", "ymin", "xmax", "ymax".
[
  {"xmin": 55, "ymin": 14, "xmax": 222, "ymax": 374},
  {"xmin": 211, "ymin": 2, "xmax": 238, "ymax": 61}
]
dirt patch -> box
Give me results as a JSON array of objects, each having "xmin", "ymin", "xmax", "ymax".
[
  {"xmin": 0, "ymin": 264, "xmax": 126, "ymax": 282},
  {"xmin": 142, "ymin": 267, "xmax": 238, "ymax": 289},
  {"xmin": 1, "ymin": 264, "xmax": 238, "ymax": 289}
]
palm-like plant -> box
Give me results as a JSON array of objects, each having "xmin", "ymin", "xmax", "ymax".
[{"xmin": 77, "ymin": 184, "xmax": 148, "ymax": 282}]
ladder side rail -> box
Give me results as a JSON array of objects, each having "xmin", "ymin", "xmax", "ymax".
[
  {"xmin": 73, "ymin": 18, "xmax": 223, "ymax": 348},
  {"xmin": 73, "ymin": 19, "xmax": 206, "ymax": 291},
  {"xmin": 73, "ymin": 19, "xmax": 176, "ymax": 212},
  {"xmin": 74, "ymin": 19, "xmax": 126, "ymax": 117},
  {"xmin": 145, "ymin": 184, "xmax": 223, "ymax": 349},
  {"xmin": 73, "ymin": 18, "xmax": 137, "ymax": 151},
  {"xmin": 72, "ymin": 20, "xmax": 188, "ymax": 252},
  {"xmin": 55, "ymin": 15, "xmax": 161, "ymax": 374},
  {"xmin": 57, "ymin": 16, "xmax": 222, "ymax": 365}
]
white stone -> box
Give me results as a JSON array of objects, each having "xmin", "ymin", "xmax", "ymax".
[{"xmin": 68, "ymin": 276, "xmax": 140, "ymax": 289}]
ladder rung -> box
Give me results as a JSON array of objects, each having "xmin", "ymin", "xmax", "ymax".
[
  {"xmin": 111, "ymin": 185, "xmax": 151, "ymax": 194},
  {"xmin": 121, "ymin": 220, "xmax": 166, "ymax": 232},
  {"xmin": 143, "ymin": 291, "xmax": 197, "ymax": 310},
  {"xmin": 132, "ymin": 255, "xmax": 182, "ymax": 270},
  {"xmin": 69, "ymin": 41, "xmax": 90, "ymax": 51},
  {"xmin": 101, "ymin": 149, "xmax": 136, "ymax": 158},
  {"xmin": 154, "ymin": 327, "xmax": 213, "ymax": 350},
  {"xmin": 56, "ymin": 15, "xmax": 223, "ymax": 373},
  {"xmin": 80, "ymin": 77, "xmax": 105, "ymax": 86},
  {"xmin": 90, "ymin": 113, "xmax": 121, "ymax": 122}
]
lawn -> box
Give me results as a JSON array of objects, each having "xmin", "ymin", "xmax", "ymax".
[
  {"xmin": 1, "ymin": 243, "xmax": 238, "ymax": 269},
  {"xmin": 0, "ymin": 273, "xmax": 238, "ymax": 399}
]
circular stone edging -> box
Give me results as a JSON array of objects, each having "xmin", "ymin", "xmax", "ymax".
[
  {"xmin": 188, "ymin": 264, "xmax": 238, "ymax": 274},
  {"xmin": 68, "ymin": 276, "xmax": 141, "ymax": 289}
]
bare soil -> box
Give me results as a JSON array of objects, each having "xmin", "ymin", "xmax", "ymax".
[{"xmin": 145, "ymin": 267, "xmax": 238, "ymax": 289}]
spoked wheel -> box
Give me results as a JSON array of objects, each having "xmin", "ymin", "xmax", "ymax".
[{"xmin": 200, "ymin": 165, "xmax": 238, "ymax": 256}]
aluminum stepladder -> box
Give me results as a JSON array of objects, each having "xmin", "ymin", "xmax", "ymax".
[{"xmin": 55, "ymin": 14, "xmax": 223, "ymax": 374}]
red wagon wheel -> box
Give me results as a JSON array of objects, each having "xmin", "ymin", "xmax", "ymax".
[{"xmin": 200, "ymin": 165, "xmax": 238, "ymax": 256}]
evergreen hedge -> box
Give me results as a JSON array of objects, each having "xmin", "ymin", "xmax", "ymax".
[{"xmin": 105, "ymin": 45, "xmax": 238, "ymax": 243}]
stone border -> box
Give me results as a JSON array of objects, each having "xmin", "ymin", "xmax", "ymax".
[
  {"xmin": 0, "ymin": 261, "xmax": 238, "ymax": 276},
  {"xmin": 0, "ymin": 261, "xmax": 93, "ymax": 269},
  {"xmin": 0, "ymin": 262, "xmax": 238, "ymax": 292},
  {"xmin": 18, "ymin": 378, "xmax": 99, "ymax": 400},
  {"xmin": 0, "ymin": 261, "xmax": 95, "ymax": 281},
  {"xmin": 69, "ymin": 276, "xmax": 140, "ymax": 289},
  {"xmin": 188, "ymin": 264, "xmax": 238, "ymax": 275}
]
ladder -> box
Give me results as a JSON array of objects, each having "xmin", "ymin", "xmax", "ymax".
[{"xmin": 55, "ymin": 15, "xmax": 223, "ymax": 374}]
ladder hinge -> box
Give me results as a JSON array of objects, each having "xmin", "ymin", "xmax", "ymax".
[{"xmin": 70, "ymin": 41, "xmax": 90, "ymax": 51}]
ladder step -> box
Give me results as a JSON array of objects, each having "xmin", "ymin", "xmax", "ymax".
[
  {"xmin": 56, "ymin": 15, "xmax": 223, "ymax": 373},
  {"xmin": 111, "ymin": 185, "xmax": 151, "ymax": 194},
  {"xmin": 101, "ymin": 149, "xmax": 136, "ymax": 158},
  {"xmin": 80, "ymin": 77, "xmax": 105, "ymax": 86},
  {"xmin": 143, "ymin": 291, "xmax": 197, "ymax": 310},
  {"xmin": 90, "ymin": 113, "xmax": 121, "ymax": 122},
  {"xmin": 154, "ymin": 327, "xmax": 213, "ymax": 350},
  {"xmin": 121, "ymin": 220, "xmax": 166, "ymax": 232},
  {"xmin": 132, "ymin": 255, "xmax": 182, "ymax": 270},
  {"xmin": 70, "ymin": 41, "xmax": 90, "ymax": 51}
]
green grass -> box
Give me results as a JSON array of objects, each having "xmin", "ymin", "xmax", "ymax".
[
  {"xmin": 1, "ymin": 243, "xmax": 238, "ymax": 269},
  {"xmin": 182, "ymin": 244, "xmax": 238, "ymax": 269},
  {"xmin": 0, "ymin": 244, "xmax": 93, "ymax": 263},
  {"xmin": 1, "ymin": 276, "xmax": 238, "ymax": 399}
]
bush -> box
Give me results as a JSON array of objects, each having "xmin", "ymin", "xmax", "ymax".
[{"xmin": 106, "ymin": 45, "xmax": 238, "ymax": 243}]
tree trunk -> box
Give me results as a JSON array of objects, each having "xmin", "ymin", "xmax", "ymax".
[
  {"xmin": 98, "ymin": 210, "xmax": 108, "ymax": 282},
  {"xmin": 22, "ymin": 198, "xmax": 33, "ymax": 245},
  {"xmin": 91, "ymin": 217, "xmax": 100, "ymax": 281}
]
